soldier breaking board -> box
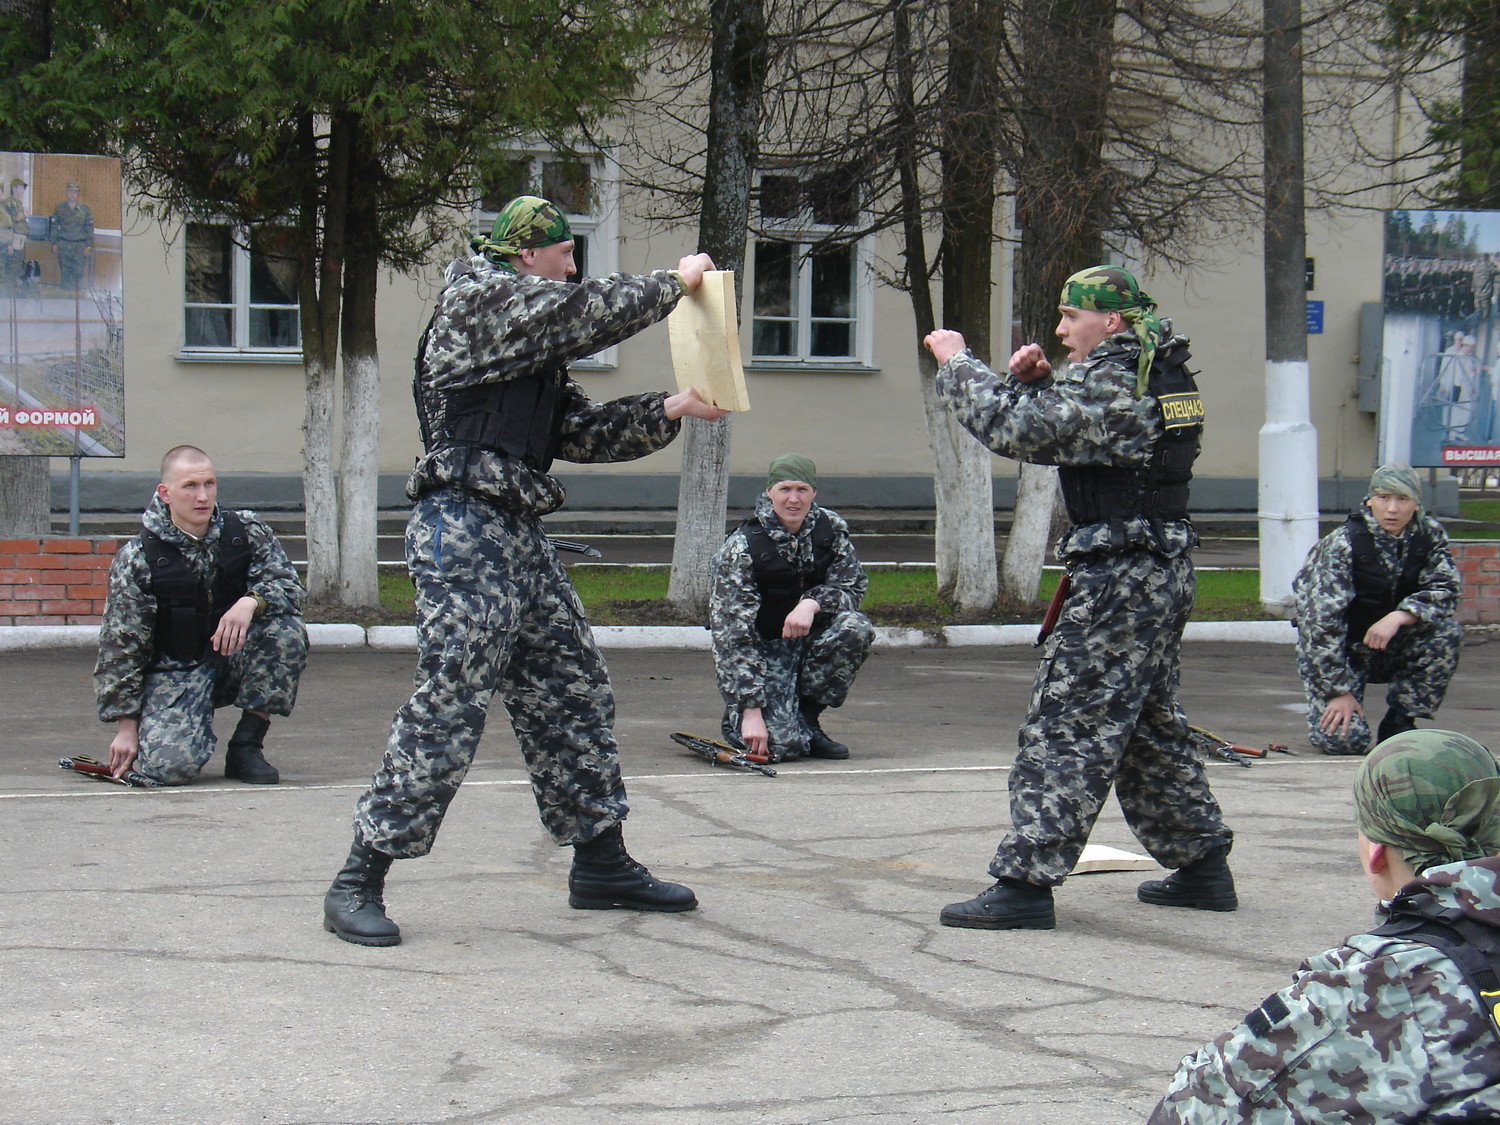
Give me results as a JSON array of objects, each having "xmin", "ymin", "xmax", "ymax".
[{"xmin": 668, "ymin": 269, "xmax": 751, "ymax": 412}]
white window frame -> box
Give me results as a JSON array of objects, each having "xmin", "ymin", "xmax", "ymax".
[
  {"xmin": 471, "ymin": 148, "xmax": 621, "ymax": 367},
  {"xmin": 749, "ymin": 171, "xmax": 874, "ymax": 369},
  {"xmin": 178, "ymin": 221, "xmax": 302, "ymax": 363}
]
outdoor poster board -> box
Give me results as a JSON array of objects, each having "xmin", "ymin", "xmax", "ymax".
[
  {"xmin": 668, "ymin": 269, "xmax": 751, "ymax": 412},
  {"xmin": 0, "ymin": 151, "xmax": 124, "ymax": 458},
  {"xmin": 1382, "ymin": 208, "xmax": 1500, "ymax": 469}
]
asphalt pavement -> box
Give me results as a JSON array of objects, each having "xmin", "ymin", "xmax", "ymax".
[{"xmin": 6, "ymin": 635, "xmax": 1500, "ymax": 1123}]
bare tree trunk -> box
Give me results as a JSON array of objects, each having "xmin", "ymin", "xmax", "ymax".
[
  {"xmin": 1001, "ymin": 463, "xmax": 1060, "ymax": 601},
  {"xmin": 0, "ymin": 0, "xmax": 54, "ymax": 539},
  {"xmin": 999, "ymin": 0, "xmax": 1114, "ymax": 604},
  {"xmin": 298, "ymin": 112, "xmax": 346, "ymax": 603},
  {"xmin": 1258, "ymin": 0, "xmax": 1318, "ymax": 614},
  {"xmin": 336, "ymin": 246, "xmax": 380, "ymax": 608},
  {"xmin": 0, "ymin": 456, "xmax": 49, "ymax": 536},
  {"xmin": 667, "ymin": 0, "xmax": 767, "ymax": 618},
  {"xmin": 926, "ymin": 0, "xmax": 1000, "ymax": 613}
]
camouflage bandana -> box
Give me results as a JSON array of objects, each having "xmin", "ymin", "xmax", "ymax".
[
  {"xmin": 1355, "ymin": 730, "xmax": 1500, "ymax": 873},
  {"xmin": 468, "ymin": 195, "xmax": 573, "ymax": 268},
  {"xmin": 1367, "ymin": 462, "xmax": 1423, "ymax": 511},
  {"xmin": 1059, "ymin": 265, "xmax": 1162, "ymax": 396},
  {"xmin": 767, "ymin": 453, "xmax": 817, "ymax": 490}
]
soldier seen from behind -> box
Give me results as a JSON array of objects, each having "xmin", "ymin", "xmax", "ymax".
[
  {"xmin": 93, "ymin": 445, "xmax": 307, "ymax": 785},
  {"xmin": 923, "ymin": 265, "xmax": 1235, "ymax": 931},
  {"xmin": 1292, "ymin": 462, "xmax": 1462, "ymax": 756},
  {"xmin": 708, "ymin": 454, "xmax": 873, "ymax": 762},
  {"xmin": 1151, "ymin": 729, "xmax": 1500, "ymax": 1121},
  {"xmin": 324, "ymin": 195, "xmax": 730, "ymax": 947}
]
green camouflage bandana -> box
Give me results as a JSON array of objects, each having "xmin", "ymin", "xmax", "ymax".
[
  {"xmin": 1059, "ymin": 265, "xmax": 1162, "ymax": 396},
  {"xmin": 468, "ymin": 195, "xmax": 573, "ymax": 267},
  {"xmin": 766, "ymin": 453, "xmax": 817, "ymax": 490},
  {"xmin": 1355, "ymin": 729, "xmax": 1500, "ymax": 873},
  {"xmin": 1367, "ymin": 462, "xmax": 1423, "ymax": 511}
]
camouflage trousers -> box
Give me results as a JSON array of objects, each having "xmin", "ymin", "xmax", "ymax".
[
  {"xmin": 55, "ymin": 242, "xmax": 87, "ymax": 289},
  {"xmin": 134, "ymin": 612, "xmax": 307, "ymax": 785},
  {"xmin": 991, "ymin": 550, "xmax": 1232, "ymax": 886},
  {"xmin": 720, "ymin": 609, "xmax": 874, "ymax": 761},
  {"xmin": 1300, "ymin": 615, "xmax": 1464, "ymax": 755},
  {"xmin": 352, "ymin": 489, "xmax": 629, "ymax": 858}
]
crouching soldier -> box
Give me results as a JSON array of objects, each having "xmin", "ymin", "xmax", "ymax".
[
  {"xmin": 93, "ymin": 445, "xmax": 308, "ymax": 785},
  {"xmin": 709, "ymin": 454, "xmax": 874, "ymax": 761},
  {"xmin": 1292, "ymin": 463, "xmax": 1463, "ymax": 756}
]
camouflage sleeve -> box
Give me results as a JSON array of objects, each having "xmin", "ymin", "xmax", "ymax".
[
  {"xmin": 554, "ymin": 382, "xmax": 682, "ymax": 464},
  {"xmin": 1397, "ymin": 517, "xmax": 1461, "ymax": 624},
  {"xmin": 934, "ymin": 349, "xmax": 1159, "ymax": 467},
  {"xmin": 805, "ymin": 512, "xmax": 867, "ymax": 614},
  {"xmin": 1149, "ymin": 939, "xmax": 1493, "ymax": 1124},
  {"xmin": 709, "ymin": 532, "xmax": 770, "ymax": 708},
  {"xmin": 238, "ymin": 511, "xmax": 305, "ymax": 616},
  {"xmin": 428, "ymin": 269, "xmax": 683, "ymax": 391},
  {"xmin": 93, "ymin": 539, "xmax": 156, "ymax": 721},
  {"xmin": 1292, "ymin": 528, "xmax": 1360, "ymax": 700}
]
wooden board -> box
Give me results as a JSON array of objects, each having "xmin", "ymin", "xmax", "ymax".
[{"xmin": 668, "ymin": 269, "xmax": 751, "ymax": 412}]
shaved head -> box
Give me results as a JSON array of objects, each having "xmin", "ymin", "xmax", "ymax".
[{"xmin": 160, "ymin": 444, "xmax": 212, "ymax": 481}]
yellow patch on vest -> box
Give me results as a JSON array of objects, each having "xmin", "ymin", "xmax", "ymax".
[{"xmin": 1158, "ymin": 391, "xmax": 1205, "ymax": 430}]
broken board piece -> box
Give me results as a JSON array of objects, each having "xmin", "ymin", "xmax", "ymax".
[{"xmin": 1069, "ymin": 843, "xmax": 1160, "ymax": 875}]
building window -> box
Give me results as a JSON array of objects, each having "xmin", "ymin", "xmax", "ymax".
[
  {"xmin": 751, "ymin": 170, "xmax": 868, "ymax": 365},
  {"xmin": 474, "ymin": 150, "xmax": 620, "ymax": 363},
  {"xmin": 183, "ymin": 222, "xmax": 300, "ymax": 352}
]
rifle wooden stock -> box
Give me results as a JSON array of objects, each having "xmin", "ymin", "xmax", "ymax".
[{"xmin": 1035, "ymin": 571, "xmax": 1072, "ymax": 646}]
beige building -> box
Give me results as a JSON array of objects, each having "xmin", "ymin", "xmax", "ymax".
[{"xmin": 55, "ymin": 147, "xmax": 1402, "ymax": 519}]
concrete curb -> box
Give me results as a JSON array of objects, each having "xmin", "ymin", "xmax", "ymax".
[{"xmin": 0, "ymin": 619, "xmax": 1296, "ymax": 653}]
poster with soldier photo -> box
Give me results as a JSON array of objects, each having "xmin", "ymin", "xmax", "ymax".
[
  {"xmin": 1382, "ymin": 209, "xmax": 1500, "ymax": 471},
  {"xmin": 0, "ymin": 151, "xmax": 123, "ymax": 458}
]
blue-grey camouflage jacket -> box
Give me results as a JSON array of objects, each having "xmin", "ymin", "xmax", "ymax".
[
  {"xmin": 407, "ymin": 254, "xmax": 687, "ymax": 515},
  {"xmin": 1292, "ymin": 507, "xmax": 1460, "ymax": 700},
  {"xmin": 935, "ymin": 325, "xmax": 1197, "ymax": 560},
  {"xmin": 708, "ymin": 497, "xmax": 867, "ymax": 708},
  {"xmin": 1151, "ymin": 856, "xmax": 1500, "ymax": 1123},
  {"xmin": 94, "ymin": 495, "xmax": 304, "ymax": 721}
]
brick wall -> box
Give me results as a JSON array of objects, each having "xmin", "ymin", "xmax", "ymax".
[
  {"xmin": 0, "ymin": 537, "xmax": 118, "ymax": 625},
  {"xmin": 1453, "ymin": 540, "xmax": 1500, "ymax": 627}
]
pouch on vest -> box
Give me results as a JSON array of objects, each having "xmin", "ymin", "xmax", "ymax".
[
  {"xmin": 142, "ymin": 511, "xmax": 252, "ymax": 664},
  {"xmin": 1344, "ymin": 514, "xmax": 1433, "ymax": 646},
  {"xmin": 742, "ymin": 518, "xmax": 835, "ymax": 641}
]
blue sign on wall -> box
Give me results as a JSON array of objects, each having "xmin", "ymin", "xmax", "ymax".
[{"xmin": 1306, "ymin": 300, "xmax": 1324, "ymax": 334}]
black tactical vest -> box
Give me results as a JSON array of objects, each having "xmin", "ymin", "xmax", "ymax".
[
  {"xmin": 742, "ymin": 518, "xmax": 836, "ymax": 641},
  {"xmin": 413, "ymin": 315, "xmax": 566, "ymax": 473},
  {"xmin": 1057, "ymin": 342, "xmax": 1203, "ymax": 531},
  {"xmin": 1369, "ymin": 886, "xmax": 1500, "ymax": 1045},
  {"xmin": 141, "ymin": 510, "xmax": 251, "ymax": 663},
  {"xmin": 1344, "ymin": 514, "xmax": 1434, "ymax": 646}
]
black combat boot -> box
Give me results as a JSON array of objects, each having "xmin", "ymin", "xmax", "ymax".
[
  {"xmin": 800, "ymin": 701, "xmax": 850, "ymax": 760},
  {"xmin": 1376, "ymin": 707, "xmax": 1418, "ymax": 745},
  {"xmin": 939, "ymin": 878, "xmax": 1056, "ymax": 930},
  {"xmin": 568, "ymin": 824, "xmax": 698, "ymax": 912},
  {"xmin": 323, "ymin": 840, "xmax": 402, "ymax": 946},
  {"xmin": 224, "ymin": 711, "xmax": 279, "ymax": 784},
  {"xmin": 1137, "ymin": 845, "xmax": 1238, "ymax": 911}
]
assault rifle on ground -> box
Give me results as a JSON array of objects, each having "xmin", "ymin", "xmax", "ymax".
[
  {"xmin": 671, "ymin": 732, "xmax": 777, "ymax": 777},
  {"xmin": 58, "ymin": 754, "xmax": 163, "ymax": 788}
]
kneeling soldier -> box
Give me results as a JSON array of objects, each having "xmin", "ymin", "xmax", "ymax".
[{"xmin": 94, "ymin": 445, "xmax": 308, "ymax": 785}]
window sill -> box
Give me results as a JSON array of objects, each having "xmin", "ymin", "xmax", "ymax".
[
  {"xmin": 176, "ymin": 350, "xmax": 304, "ymax": 365},
  {"xmin": 746, "ymin": 360, "xmax": 879, "ymax": 375}
]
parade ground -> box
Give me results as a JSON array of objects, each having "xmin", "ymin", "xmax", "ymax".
[{"xmin": 6, "ymin": 634, "xmax": 1500, "ymax": 1124}]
